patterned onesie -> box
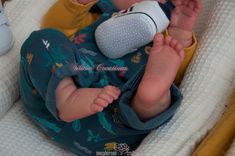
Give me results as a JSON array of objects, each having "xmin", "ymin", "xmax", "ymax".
[{"xmin": 19, "ymin": 1, "xmax": 182, "ymax": 155}]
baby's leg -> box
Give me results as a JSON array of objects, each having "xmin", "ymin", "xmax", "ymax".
[
  {"xmin": 56, "ymin": 77, "xmax": 121, "ymax": 122},
  {"xmin": 131, "ymin": 34, "xmax": 184, "ymax": 120}
]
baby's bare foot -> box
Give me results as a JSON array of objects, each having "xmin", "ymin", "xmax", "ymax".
[
  {"xmin": 56, "ymin": 77, "xmax": 120, "ymax": 122},
  {"xmin": 91, "ymin": 85, "xmax": 121, "ymax": 112},
  {"xmin": 131, "ymin": 34, "xmax": 184, "ymax": 119}
]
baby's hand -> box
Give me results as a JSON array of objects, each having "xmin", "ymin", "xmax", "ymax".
[
  {"xmin": 91, "ymin": 85, "xmax": 121, "ymax": 112},
  {"xmin": 170, "ymin": 0, "xmax": 201, "ymax": 31},
  {"xmin": 72, "ymin": 0, "xmax": 97, "ymax": 5},
  {"xmin": 168, "ymin": 0, "xmax": 202, "ymax": 47}
]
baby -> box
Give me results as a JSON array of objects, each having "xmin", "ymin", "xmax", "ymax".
[
  {"xmin": 52, "ymin": 0, "xmax": 200, "ymax": 121},
  {"xmin": 20, "ymin": 0, "xmax": 201, "ymax": 155}
]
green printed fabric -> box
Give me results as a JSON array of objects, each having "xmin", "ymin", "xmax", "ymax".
[{"xmin": 19, "ymin": 2, "xmax": 182, "ymax": 155}]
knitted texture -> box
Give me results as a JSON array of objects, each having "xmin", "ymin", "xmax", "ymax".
[
  {"xmin": 194, "ymin": 0, "xmax": 217, "ymax": 39},
  {"xmin": 0, "ymin": 53, "xmax": 18, "ymax": 120},
  {"xmin": 1, "ymin": 0, "xmax": 235, "ymax": 155},
  {"xmin": 0, "ymin": 101, "xmax": 75, "ymax": 156},
  {"xmin": 226, "ymin": 139, "xmax": 235, "ymax": 156},
  {"xmin": 133, "ymin": 0, "xmax": 235, "ymax": 155},
  {"xmin": 0, "ymin": 0, "xmax": 56, "ymax": 119}
]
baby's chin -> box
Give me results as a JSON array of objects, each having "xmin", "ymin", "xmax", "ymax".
[
  {"xmin": 112, "ymin": 0, "xmax": 167, "ymax": 10},
  {"xmin": 111, "ymin": 0, "xmax": 142, "ymax": 10}
]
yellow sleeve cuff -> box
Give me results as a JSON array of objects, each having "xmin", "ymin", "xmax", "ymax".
[
  {"xmin": 163, "ymin": 30, "xmax": 197, "ymax": 52},
  {"xmin": 184, "ymin": 33, "xmax": 197, "ymax": 53},
  {"xmin": 61, "ymin": 0, "xmax": 98, "ymax": 15}
]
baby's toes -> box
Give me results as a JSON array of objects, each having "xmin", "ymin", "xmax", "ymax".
[
  {"xmin": 90, "ymin": 103, "xmax": 104, "ymax": 112},
  {"xmin": 153, "ymin": 33, "xmax": 164, "ymax": 47},
  {"xmin": 164, "ymin": 36, "xmax": 172, "ymax": 45},
  {"xmin": 175, "ymin": 42, "xmax": 183, "ymax": 51},
  {"xmin": 94, "ymin": 98, "xmax": 109, "ymax": 107},
  {"xmin": 103, "ymin": 86, "xmax": 121, "ymax": 100},
  {"xmin": 151, "ymin": 34, "xmax": 164, "ymax": 52},
  {"xmin": 179, "ymin": 50, "xmax": 185, "ymax": 61},
  {"xmin": 175, "ymin": 43, "xmax": 184, "ymax": 60},
  {"xmin": 166, "ymin": 36, "xmax": 184, "ymax": 61},
  {"xmin": 169, "ymin": 38, "xmax": 178, "ymax": 49},
  {"xmin": 98, "ymin": 93, "xmax": 114, "ymax": 104}
]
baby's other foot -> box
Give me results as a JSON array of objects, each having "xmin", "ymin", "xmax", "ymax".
[
  {"xmin": 91, "ymin": 85, "xmax": 121, "ymax": 112},
  {"xmin": 133, "ymin": 34, "xmax": 184, "ymax": 113},
  {"xmin": 56, "ymin": 78, "xmax": 120, "ymax": 122}
]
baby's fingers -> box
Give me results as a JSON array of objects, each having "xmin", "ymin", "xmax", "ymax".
[
  {"xmin": 193, "ymin": 0, "xmax": 202, "ymax": 14},
  {"xmin": 171, "ymin": 0, "xmax": 183, "ymax": 6}
]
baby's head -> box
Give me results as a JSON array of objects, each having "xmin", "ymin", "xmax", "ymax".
[{"xmin": 112, "ymin": 0, "xmax": 166, "ymax": 10}]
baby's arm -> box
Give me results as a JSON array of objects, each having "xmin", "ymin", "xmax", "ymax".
[
  {"xmin": 56, "ymin": 77, "xmax": 121, "ymax": 122},
  {"xmin": 169, "ymin": 0, "xmax": 201, "ymax": 48},
  {"xmin": 168, "ymin": 0, "xmax": 202, "ymax": 85},
  {"xmin": 41, "ymin": 0, "xmax": 99, "ymax": 37}
]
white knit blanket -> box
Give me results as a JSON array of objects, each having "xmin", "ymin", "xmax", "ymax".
[
  {"xmin": 227, "ymin": 139, "xmax": 235, "ymax": 156},
  {"xmin": 0, "ymin": 0, "xmax": 56, "ymax": 119},
  {"xmin": 0, "ymin": 0, "xmax": 235, "ymax": 155},
  {"xmin": 133, "ymin": 0, "xmax": 235, "ymax": 155}
]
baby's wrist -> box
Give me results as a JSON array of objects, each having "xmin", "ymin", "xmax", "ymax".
[{"xmin": 168, "ymin": 27, "xmax": 193, "ymax": 48}]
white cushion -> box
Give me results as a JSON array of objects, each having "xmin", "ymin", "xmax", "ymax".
[
  {"xmin": 194, "ymin": 0, "xmax": 217, "ymax": 39},
  {"xmin": 1, "ymin": 0, "xmax": 235, "ymax": 155},
  {"xmin": 226, "ymin": 139, "xmax": 235, "ymax": 156},
  {"xmin": 0, "ymin": 54, "xmax": 19, "ymax": 119},
  {"xmin": 0, "ymin": 0, "xmax": 56, "ymax": 119},
  {"xmin": 0, "ymin": 101, "xmax": 75, "ymax": 156},
  {"xmin": 133, "ymin": 0, "xmax": 235, "ymax": 155}
]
